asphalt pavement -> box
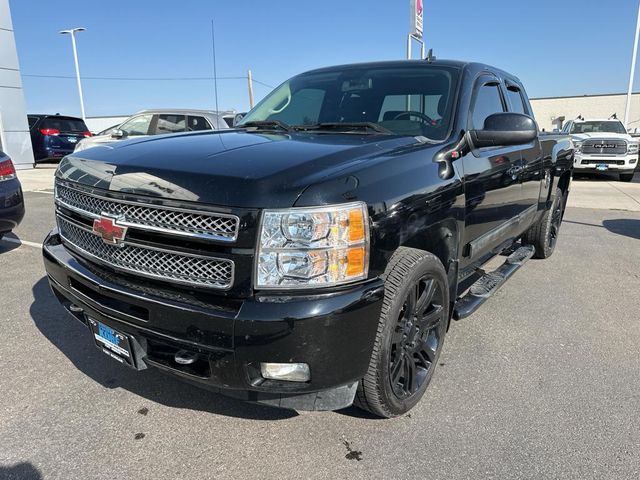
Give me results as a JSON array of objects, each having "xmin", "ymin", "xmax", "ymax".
[{"xmin": 0, "ymin": 182, "xmax": 639, "ymax": 479}]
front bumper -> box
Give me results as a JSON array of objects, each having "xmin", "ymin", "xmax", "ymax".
[
  {"xmin": 0, "ymin": 178, "xmax": 25, "ymax": 234},
  {"xmin": 43, "ymin": 230, "xmax": 385, "ymax": 410},
  {"xmin": 573, "ymin": 153, "xmax": 637, "ymax": 173}
]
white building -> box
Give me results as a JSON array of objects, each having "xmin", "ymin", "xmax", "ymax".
[
  {"xmin": 530, "ymin": 92, "xmax": 640, "ymax": 132},
  {"xmin": 0, "ymin": 0, "xmax": 34, "ymax": 169}
]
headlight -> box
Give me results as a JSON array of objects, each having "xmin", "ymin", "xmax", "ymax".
[
  {"xmin": 628, "ymin": 142, "xmax": 639, "ymax": 154},
  {"xmin": 256, "ymin": 202, "xmax": 369, "ymax": 289},
  {"xmin": 573, "ymin": 141, "xmax": 583, "ymax": 154}
]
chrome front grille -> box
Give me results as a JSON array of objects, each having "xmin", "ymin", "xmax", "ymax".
[
  {"xmin": 55, "ymin": 181, "xmax": 239, "ymax": 242},
  {"xmin": 581, "ymin": 140, "xmax": 627, "ymax": 155},
  {"xmin": 56, "ymin": 215, "xmax": 234, "ymax": 289}
]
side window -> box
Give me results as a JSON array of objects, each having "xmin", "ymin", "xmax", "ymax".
[
  {"xmin": 187, "ymin": 116, "xmax": 212, "ymax": 131},
  {"xmin": 471, "ymin": 82, "xmax": 505, "ymax": 130},
  {"xmin": 28, "ymin": 116, "xmax": 39, "ymax": 129},
  {"xmin": 119, "ymin": 114, "xmax": 153, "ymax": 136},
  {"xmin": 268, "ymin": 88, "xmax": 325, "ymax": 125},
  {"xmin": 506, "ymin": 86, "xmax": 527, "ymax": 115},
  {"xmin": 156, "ymin": 114, "xmax": 186, "ymax": 134}
]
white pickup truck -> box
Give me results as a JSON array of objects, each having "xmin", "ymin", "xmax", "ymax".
[{"xmin": 562, "ymin": 118, "xmax": 638, "ymax": 182}]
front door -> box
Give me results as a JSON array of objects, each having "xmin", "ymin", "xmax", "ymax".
[{"xmin": 460, "ymin": 76, "xmax": 523, "ymax": 264}]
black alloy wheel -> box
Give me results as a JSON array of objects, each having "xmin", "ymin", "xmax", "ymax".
[
  {"xmin": 389, "ymin": 275, "xmax": 445, "ymax": 399},
  {"xmin": 547, "ymin": 191, "xmax": 564, "ymax": 251},
  {"xmin": 355, "ymin": 247, "xmax": 449, "ymax": 418}
]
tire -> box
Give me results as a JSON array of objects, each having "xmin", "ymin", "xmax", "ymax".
[
  {"xmin": 522, "ymin": 187, "xmax": 565, "ymax": 259},
  {"xmin": 620, "ymin": 173, "xmax": 635, "ymax": 182},
  {"xmin": 355, "ymin": 247, "xmax": 449, "ymax": 418}
]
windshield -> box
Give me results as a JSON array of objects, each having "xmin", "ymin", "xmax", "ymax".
[
  {"xmin": 570, "ymin": 121, "xmax": 626, "ymax": 134},
  {"xmin": 239, "ymin": 65, "xmax": 460, "ymax": 140}
]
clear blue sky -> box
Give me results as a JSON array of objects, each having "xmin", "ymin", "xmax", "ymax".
[{"xmin": 10, "ymin": 0, "xmax": 640, "ymax": 117}]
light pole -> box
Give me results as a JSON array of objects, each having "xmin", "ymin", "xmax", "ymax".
[
  {"xmin": 59, "ymin": 27, "xmax": 87, "ymax": 120},
  {"xmin": 624, "ymin": 3, "xmax": 640, "ymax": 129}
]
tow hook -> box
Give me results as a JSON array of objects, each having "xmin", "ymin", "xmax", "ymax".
[{"xmin": 174, "ymin": 350, "xmax": 198, "ymax": 365}]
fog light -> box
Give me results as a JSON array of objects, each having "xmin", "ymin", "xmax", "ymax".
[{"xmin": 260, "ymin": 362, "xmax": 310, "ymax": 382}]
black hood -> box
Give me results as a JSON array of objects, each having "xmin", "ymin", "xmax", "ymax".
[{"xmin": 57, "ymin": 130, "xmax": 417, "ymax": 208}]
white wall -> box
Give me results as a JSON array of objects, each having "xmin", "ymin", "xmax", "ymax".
[
  {"xmin": 530, "ymin": 93, "xmax": 640, "ymax": 132},
  {"xmin": 85, "ymin": 116, "xmax": 130, "ymax": 134},
  {"xmin": 0, "ymin": 0, "xmax": 34, "ymax": 169}
]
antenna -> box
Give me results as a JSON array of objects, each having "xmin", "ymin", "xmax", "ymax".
[
  {"xmin": 210, "ymin": 19, "xmax": 219, "ymax": 114},
  {"xmin": 609, "ymin": 113, "xmax": 618, "ymax": 119},
  {"xmin": 425, "ymin": 48, "xmax": 436, "ymax": 63}
]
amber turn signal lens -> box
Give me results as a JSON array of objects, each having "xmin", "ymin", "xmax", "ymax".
[
  {"xmin": 348, "ymin": 209, "xmax": 365, "ymax": 242},
  {"xmin": 346, "ymin": 247, "xmax": 365, "ymax": 277}
]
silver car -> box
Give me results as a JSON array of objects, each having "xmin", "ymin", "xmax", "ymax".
[{"xmin": 75, "ymin": 109, "xmax": 229, "ymax": 152}]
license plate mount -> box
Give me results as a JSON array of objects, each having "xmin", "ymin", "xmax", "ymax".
[{"xmin": 88, "ymin": 318, "xmax": 135, "ymax": 368}]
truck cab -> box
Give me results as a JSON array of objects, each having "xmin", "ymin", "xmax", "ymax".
[{"xmin": 562, "ymin": 118, "xmax": 638, "ymax": 181}]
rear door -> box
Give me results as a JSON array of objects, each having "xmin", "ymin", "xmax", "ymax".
[
  {"xmin": 461, "ymin": 75, "xmax": 523, "ymax": 261},
  {"xmin": 504, "ymin": 81, "xmax": 543, "ymax": 218}
]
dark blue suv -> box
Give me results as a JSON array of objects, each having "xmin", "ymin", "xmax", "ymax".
[{"xmin": 28, "ymin": 114, "xmax": 91, "ymax": 164}]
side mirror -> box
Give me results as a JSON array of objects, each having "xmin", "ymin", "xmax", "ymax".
[
  {"xmin": 111, "ymin": 129, "xmax": 125, "ymax": 139},
  {"xmin": 469, "ymin": 113, "xmax": 537, "ymax": 148}
]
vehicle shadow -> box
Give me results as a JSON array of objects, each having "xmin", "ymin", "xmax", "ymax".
[
  {"xmin": 0, "ymin": 462, "xmax": 42, "ymax": 480},
  {"xmin": 30, "ymin": 277, "xmax": 297, "ymax": 421},
  {"xmin": 602, "ymin": 219, "xmax": 640, "ymax": 240}
]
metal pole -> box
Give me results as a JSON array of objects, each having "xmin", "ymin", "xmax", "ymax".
[
  {"xmin": 211, "ymin": 20, "xmax": 220, "ymax": 114},
  {"xmin": 406, "ymin": 34, "xmax": 412, "ymax": 60},
  {"xmin": 624, "ymin": 1, "xmax": 640, "ymax": 129},
  {"xmin": 69, "ymin": 31, "xmax": 86, "ymax": 121},
  {"xmin": 247, "ymin": 70, "xmax": 254, "ymax": 109}
]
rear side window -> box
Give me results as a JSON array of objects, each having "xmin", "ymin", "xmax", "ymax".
[
  {"xmin": 471, "ymin": 82, "xmax": 505, "ymax": 130},
  {"xmin": 156, "ymin": 114, "xmax": 186, "ymax": 134},
  {"xmin": 28, "ymin": 116, "xmax": 40, "ymax": 129},
  {"xmin": 41, "ymin": 117, "xmax": 88, "ymax": 132},
  {"xmin": 187, "ymin": 116, "xmax": 212, "ymax": 131},
  {"xmin": 506, "ymin": 85, "xmax": 527, "ymax": 115}
]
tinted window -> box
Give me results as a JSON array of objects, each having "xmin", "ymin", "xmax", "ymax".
[
  {"xmin": 240, "ymin": 66, "xmax": 460, "ymax": 140},
  {"xmin": 119, "ymin": 114, "xmax": 153, "ymax": 136},
  {"xmin": 187, "ymin": 116, "xmax": 212, "ymax": 131},
  {"xmin": 41, "ymin": 117, "xmax": 87, "ymax": 132},
  {"xmin": 156, "ymin": 114, "xmax": 186, "ymax": 134},
  {"xmin": 471, "ymin": 83, "xmax": 505, "ymax": 130},
  {"xmin": 268, "ymin": 88, "xmax": 326, "ymax": 125},
  {"xmin": 378, "ymin": 94, "xmax": 445, "ymax": 122},
  {"xmin": 28, "ymin": 116, "xmax": 39, "ymax": 129},
  {"xmin": 506, "ymin": 86, "xmax": 527, "ymax": 115}
]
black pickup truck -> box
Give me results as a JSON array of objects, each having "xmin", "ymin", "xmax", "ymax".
[{"xmin": 43, "ymin": 60, "xmax": 573, "ymax": 417}]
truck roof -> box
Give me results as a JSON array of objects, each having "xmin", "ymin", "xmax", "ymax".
[{"xmin": 301, "ymin": 59, "xmax": 523, "ymax": 85}]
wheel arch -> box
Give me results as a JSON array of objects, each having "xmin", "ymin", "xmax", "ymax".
[{"xmin": 395, "ymin": 217, "xmax": 460, "ymax": 325}]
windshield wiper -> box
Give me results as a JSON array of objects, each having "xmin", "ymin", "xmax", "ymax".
[
  {"xmin": 293, "ymin": 122, "xmax": 393, "ymax": 134},
  {"xmin": 239, "ymin": 120, "xmax": 291, "ymax": 132}
]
